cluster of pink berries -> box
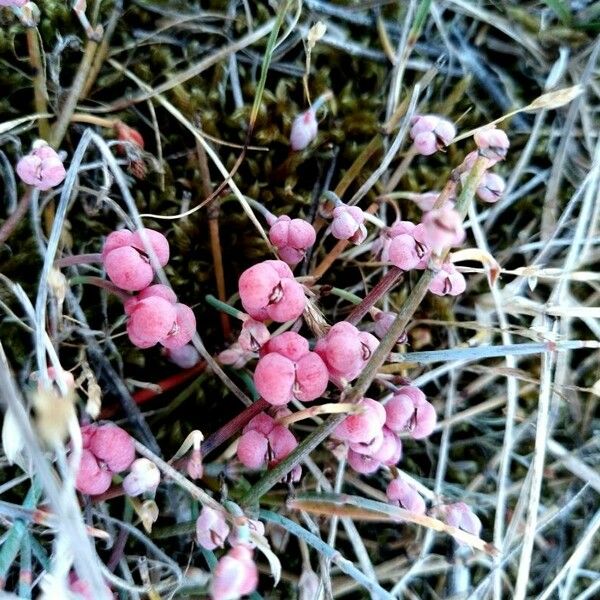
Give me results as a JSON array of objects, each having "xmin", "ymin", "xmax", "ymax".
[
  {"xmin": 237, "ymin": 410, "xmax": 301, "ymax": 479},
  {"xmin": 16, "ymin": 140, "xmax": 66, "ymax": 191},
  {"xmin": 374, "ymin": 209, "xmax": 466, "ymax": 297},
  {"xmin": 332, "ymin": 384, "xmax": 435, "ymax": 475},
  {"xmin": 238, "ymin": 259, "xmax": 306, "ymax": 323},
  {"xmin": 267, "ymin": 214, "xmax": 316, "ymax": 266},
  {"xmin": 410, "ymin": 115, "xmax": 456, "ymax": 156},
  {"xmin": 102, "ymin": 230, "xmax": 196, "ymax": 349},
  {"xmin": 196, "ymin": 507, "xmax": 260, "ymax": 599},
  {"xmin": 75, "ymin": 423, "xmax": 159, "ymax": 497}
]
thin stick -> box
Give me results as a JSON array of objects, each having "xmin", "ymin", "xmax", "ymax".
[{"xmin": 26, "ymin": 29, "xmax": 49, "ymax": 140}]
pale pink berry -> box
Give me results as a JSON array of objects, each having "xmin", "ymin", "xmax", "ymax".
[
  {"xmin": 373, "ymin": 427, "xmax": 402, "ymax": 465},
  {"xmin": 16, "ymin": 140, "xmax": 66, "ymax": 191},
  {"xmin": 122, "ymin": 458, "xmax": 160, "ymax": 496},
  {"xmin": 269, "ymin": 216, "xmax": 316, "ymax": 266},
  {"xmin": 163, "ymin": 344, "xmax": 200, "ymax": 369},
  {"xmin": 315, "ymin": 322, "xmax": 379, "ymax": 383},
  {"xmin": 127, "ymin": 296, "xmax": 177, "ymax": 348},
  {"xmin": 429, "ymin": 262, "xmax": 466, "ymax": 297},
  {"xmin": 332, "ymin": 397, "xmax": 386, "ymax": 445},
  {"xmin": 421, "ymin": 206, "xmax": 465, "ymax": 254},
  {"xmin": 160, "ymin": 303, "xmax": 196, "ymax": 350},
  {"xmin": 124, "ymin": 283, "xmax": 178, "ymax": 315},
  {"xmin": 373, "ymin": 312, "xmax": 408, "ymax": 343},
  {"xmin": 237, "ymin": 415, "xmax": 298, "ymax": 470},
  {"xmin": 350, "ymin": 428, "xmax": 384, "ymax": 456},
  {"xmin": 237, "ymin": 429, "xmax": 270, "ymax": 469},
  {"xmin": 210, "ymin": 545, "xmax": 258, "ymax": 600},
  {"xmin": 290, "ymin": 108, "xmax": 318, "ymax": 151},
  {"xmin": 196, "ymin": 506, "xmax": 230, "ymax": 551},
  {"xmin": 385, "ymin": 385, "xmax": 436, "ymax": 439},
  {"xmin": 263, "ymin": 331, "xmax": 309, "ymax": 361},
  {"xmin": 388, "ymin": 233, "xmax": 427, "ymax": 271},
  {"xmin": 474, "ymin": 127, "xmax": 510, "ymax": 163},
  {"xmin": 386, "ymin": 479, "xmax": 426, "ymax": 514},
  {"xmin": 85, "ymin": 423, "xmax": 135, "ymax": 473},
  {"xmin": 294, "ymin": 352, "xmax": 330, "ymax": 402},
  {"xmin": 373, "ymin": 220, "xmax": 416, "ymax": 262},
  {"xmin": 347, "ymin": 449, "xmax": 381, "ymax": 474},
  {"xmin": 331, "ymin": 205, "xmax": 367, "ymax": 244},
  {"xmin": 410, "ymin": 115, "xmax": 456, "ymax": 156},
  {"xmin": 254, "ymin": 353, "xmax": 295, "ymax": 406},
  {"xmin": 444, "ymin": 502, "xmax": 482, "ymax": 537},
  {"xmin": 75, "ymin": 449, "xmax": 113, "ymax": 495},
  {"xmin": 476, "ymin": 172, "xmax": 506, "ymax": 203},
  {"xmin": 238, "ymin": 318, "xmax": 270, "ymax": 352},
  {"xmin": 238, "ymin": 260, "xmax": 305, "ymax": 323},
  {"xmin": 102, "ymin": 228, "xmax": 169, "ymax": 292},
  {"xmin": 0, "ymin": 0, "xmax": 28, "ymax": 7}
]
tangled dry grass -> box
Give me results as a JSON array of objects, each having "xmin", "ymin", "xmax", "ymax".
[{"xmin": 0, "ymin": 0, "xmax": 599, "ymax": 598}]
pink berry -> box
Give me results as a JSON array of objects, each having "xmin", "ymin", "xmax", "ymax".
[
  {"xmin": 130, "ymin": 228, "xmax": 170, "ymax": 266},
  {"xmin": 386, "ymin": 479, "xmax": 426, "ymax": 514},
  {"xmin": 476, "ymin": 172, "xmax": 506, "ymax": 203},
  {"xmin": 237, "ymin": 429, "xmax": 269, "ymax": 469},
  {"xmin": 102, "ymin": 229, "xmax": 170, "ymax": 292},
  {"xmin": 385, "ymin": 385, "xmax": 436, "ymax": 440},
  {"xmin": 196, "ymin": 506, "xmax": 230, "ymax": 551},
  {"xmin": 104, "ymin": 246, "xmax": 154, "ymax": 292},
  {"xmin": 269, "ymin": 216, "xmax": 316, "ymax": 266},
  {"xmin": 429, "ymin": 262, "xmax": 466, "ymax": 296},
  {"xmin": 127, "ymin": 296, "xmax": 177, "ymax": 348},
  {"xmin": 331, "ymin": 205, "xmax": 367, "ymax": 244},
  {"xmin": 290, "ymin": 109, "xmax": 318, "ymax": 151},
  {"xmin": 347, "ymin": 449, "xmax": 381, "ymax": 474},
  {"xmin": 315, "ymin": 322, "xmax": 379, "ymax": 383},
  {"xmin": 332, "ymin": 397, "xmax": 385, "ymax": 445},
  {"xmin": 211, "ymin": 546, "xmax": 258, "ymax": 600},
  {"xmin": 243, "ymin": 412, "xmax": 276, "ymax": 436},
  {"xmin": 75, "ymin": 449, "xmax": 113, "ymax": 495},
  {"xmin": 254, "ymin": 352, "xmax": 296, "ymax": 406},
  {"xmin": 138, "ymin": 284, "xmax": 178, "ymax": 304},
  {"xmin": 101, "ymin": 230, "xmax": 134, "ymax": 260},
  {"xmin": 388, "ymin": 234, "xmax": 424, "ymax": 271},
  {"xmin": 16, "ymin": 140, "xmax": 66, "ymax": 191},
  {"xmin": 87, "ymin": 424, "xmax": 135, "ymax": 473},
  {"xmin": 410, "ymin": 396, "xmax": 437, "ymax": 439},
  {"xmin": 163, "ymin": 344, "xmax": 200, "ymax": 369},
  {"xmin": 421, "ymin": 206, "xmax": 465, "ymax": 254},
  {"xmin": 122, "ymin": 458, "xmax": 160, "ymax": 496},
  {"xmin": 410, "ymin": 115, "xmax": 456, "ymax": 156},
  {"xmin": 294, "ymin": 352, "xmax": 329, "ymax": 402},
  {"xmin": 410, "ymin": 191, "xmax": 456, "ymax": 212},
  {"xmin": 373, "ymin": 427, "xmax": 402, "ymax": 465},
  {"xmin": 263, "ymin": 331, "xmax": 309, "ymax": 362},
  {"xmin": 238, "ymin": 260, "xmax": 305, "ymax": 323},
  {"xmin": 267, "ymin": 424, "xmax": 298, "ymax": 467},
  {"xmin": 444, "ymin": 502, "xmax": 482, "ymax": 537},
  {"xmin": 160, "ymin": 303, "xmax": 196, "ymax": 350},
  {"xmin": 350, "ymin": 428, "xmax": 384, "ymax": 456},
  {"xmin": 238, "ymin": 318, "xmax": 270, "ymax": 352},
  {"xmin": 474, "ymin": 127, "xmax": 510, "ymax": 163}
]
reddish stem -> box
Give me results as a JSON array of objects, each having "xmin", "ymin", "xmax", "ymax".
[
  {"xmin": 100, "ymin": 361, "xmax": 206, "ymax": 418},
  {"xmin": 346, "ymin": 267, "xmax": 403, "ymax": 326}
]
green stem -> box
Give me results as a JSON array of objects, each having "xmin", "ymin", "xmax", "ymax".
[
  {"xmin": 26, "ymin": 28, "xmax": 50, "ymax": 140},
  {"xmin": 205, "ymin": 294, "xmax": 246, "ymax": 320},
  {"xmin": 260, "ymin": 510, "xmax": 395, "ymax": 600}
]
